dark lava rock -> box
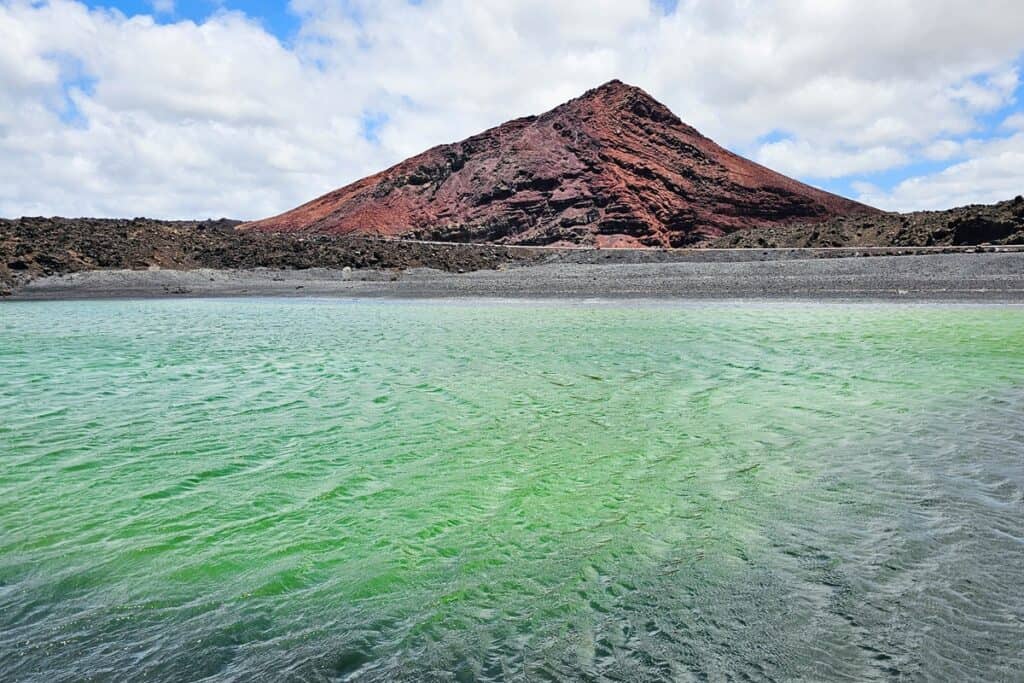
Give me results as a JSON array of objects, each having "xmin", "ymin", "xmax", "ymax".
[
  {"xmin": 0, "ymin": 217, "xmax": 543, "ymax": 293},
  {"xmin": 240, "ymin": 80, "xmax": 877, "ymax": 247},
  {"xmin": 707, "ymin": 198, "xmax": 1024, "ymax": 249}
]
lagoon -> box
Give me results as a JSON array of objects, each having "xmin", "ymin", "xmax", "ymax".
[{"xmin": 2, "ymin": 299, "xmax": 1023, "ymax": 680}]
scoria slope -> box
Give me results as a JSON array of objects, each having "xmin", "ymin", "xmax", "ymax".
[{"xmin": 241, "ymin": 80, "xmax": 878, "ymax": 247}]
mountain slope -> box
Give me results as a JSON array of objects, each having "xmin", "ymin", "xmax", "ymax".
[{"xmin": 241, "ymin": 80, "xmax": 878, "ymax": 247}]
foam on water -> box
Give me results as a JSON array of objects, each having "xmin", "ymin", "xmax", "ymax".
[{"xmin": 1, "ymin": 300, "xmax": 1023, "ymax": 680}]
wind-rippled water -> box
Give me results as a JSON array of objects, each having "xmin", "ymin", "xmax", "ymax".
[{"xmin": 1, "ymin": 299, "xmax": 1023, "ymax": 681}]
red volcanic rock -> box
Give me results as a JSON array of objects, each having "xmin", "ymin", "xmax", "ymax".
[{"xmin": 241, "ymin": 80, "xmax": 878, "ymax": 246}]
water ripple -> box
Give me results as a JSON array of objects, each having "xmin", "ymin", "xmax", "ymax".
[{"xmin": 1, "ymin": 300, "xmax": 1022, "ymax": 681}]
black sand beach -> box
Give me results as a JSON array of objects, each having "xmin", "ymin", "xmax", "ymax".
[{"xmin": 8, "ymin": 251, "xmax": 1024, "ymax": 302}]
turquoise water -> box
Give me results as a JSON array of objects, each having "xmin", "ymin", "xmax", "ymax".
[{"xmin": 1, "ymin": 299, "xmax": 1023, "ymax": 681}]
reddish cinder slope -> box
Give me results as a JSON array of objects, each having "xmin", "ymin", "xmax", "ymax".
[{"xmin": 241, "ymin": 80, "xmax": 878, "ymax": 247}]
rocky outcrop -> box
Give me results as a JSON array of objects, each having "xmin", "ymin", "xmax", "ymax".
[
  {"xmin": 0, "ymin": 217, "xmax": 543, "ymax": 294},
  {"xmin": 708, "ymin": 196, "xmax": 1024, "ymax": 248},
  {"xmin": 240, "ymin": 80, "xmax": 877, "ymax": 246}
]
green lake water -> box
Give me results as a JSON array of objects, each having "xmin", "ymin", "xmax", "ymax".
[{"xmin": 1, "ymin": 299, "xmax": 1023, "ymax": 681}]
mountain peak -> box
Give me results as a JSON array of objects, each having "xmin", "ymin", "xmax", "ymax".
[
  {"xmin": 587, "ymin": 78, "xmax": 634, "ymax": 94},
  {"xmin": 573, "ymin": 79, "xmax": 671, "ymax": 113},
  {"xmin": 241, "ymin": 82, "xmax": 877, "ymax": 247},
  {"xmin": 505, "ymin": 79, "xmax": 690, "ymax": 147}
]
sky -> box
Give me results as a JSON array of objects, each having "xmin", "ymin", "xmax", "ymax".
[{"xmin": 1, "ymin": 0, "xmax": 1022, "ymax": 220}]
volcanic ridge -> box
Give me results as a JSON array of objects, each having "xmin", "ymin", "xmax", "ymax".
[{"xmin": 241, "ymin": 80, "xmax": 878, "ymax": 247}]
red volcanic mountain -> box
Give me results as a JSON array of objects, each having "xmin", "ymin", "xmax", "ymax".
[{"xmin": 241, "ymin": 80, "xmax": 877, "ymax": 247}]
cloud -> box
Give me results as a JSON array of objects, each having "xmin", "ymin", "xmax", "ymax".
[
  {"xmin": 0, "ymin": 0, "xmax": 1022, "ymax": 218},
  {"xmin": 922, "ymin": 140, "xmax": 964, "ymax": 162},
  {"xmin": 856, "ymin": 133, "xmax": 1024, "ymax": 210},
  {"xmin": 754, "ymin": 140, "xmax": 908, "ymax": 179},
  {"xmin": 0, "ymin": 0, "xmax": 377, "ymax": 218},
  {"xmin": 1004, "ymin": 113, "xmax": 1024, "ymax": 130}
]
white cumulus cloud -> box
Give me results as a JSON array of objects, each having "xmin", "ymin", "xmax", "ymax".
[
  {"xmin": 856, "ymin": 133, "xmax": 1024, "ymax": 210},
  {"xmin": 755, "ymin": 140, "xmax": 909, "ymax": 179}
]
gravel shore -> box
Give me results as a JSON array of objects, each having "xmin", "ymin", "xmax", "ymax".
[{"xmin": 7, "ymin": 252, "xmax": 1024, "ymax": 302}]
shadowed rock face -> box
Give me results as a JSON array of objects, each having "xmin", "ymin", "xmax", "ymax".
[{"xmin": 241, "ymin": 80, "xmax": 878, "ymax": 247}]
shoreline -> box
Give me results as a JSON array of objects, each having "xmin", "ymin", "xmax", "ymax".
[{"xmin": 6, "ymin": 252, "xmax": 1024, "ymax": 303}]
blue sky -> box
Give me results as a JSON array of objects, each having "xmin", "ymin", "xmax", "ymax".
[
  {"xmin": 82, "ymin": 0, "xmax": 303, "ymax": 37},
  {"xmin": 3, "ymin": 1, "xmax": 1022, "ymax": 218}
]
